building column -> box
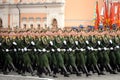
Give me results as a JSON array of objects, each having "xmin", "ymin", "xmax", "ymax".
[{"xmin": 2, "ymin": 7, "xmax": 9, "ymax": 28}]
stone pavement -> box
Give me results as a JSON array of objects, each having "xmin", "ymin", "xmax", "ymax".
[
  {"xmin": 55, "ymin": 73, "xmax": 120, "ymax": 80},
  {"xmin": 0, "ymin": 74, "xmax": 54, "ymax": 80},
  {"xmin": 0, "ymin": 72, "xmax": 120, "ymax": 80}
]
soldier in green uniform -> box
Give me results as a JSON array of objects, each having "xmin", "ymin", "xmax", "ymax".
[
  {"xmin": 75, "ymin": 35, "xmax": 91, "ymax": 76},
  {"xmin": 49, "ymin": 35, "xmax": 69, "ymax": 77},
  {"xmin": 14, "ymin": 35, "xmax": 23, "ymax": 74},
  {"xmin": 47, "ymin": 36, "xmax": 58, "ymax": 77},
  {"xmin": 114, "ymin": 35, "xmax": 120, "ymax": 71},
  {"xmin": 95, "ymin": 36, "xmax": 105, "ymax": 72},
  {"xmin": 0, "ymin": 36, "xmax": 4, "ymax": 71},
  {"xmin": 20, "ymin": 36, "xmax": 34, "ymax": 76},
  {"xmin": 37, "ymin": 36, "xmax": 52, "ymax": 77},
  {"xmin": 2, "ymin": 36, "xmax": 16, "ymax": 74},
  {"xmin": 101, "ymin": 35, "xmax": 117, "ymax": 74},
  {"xmin": 65, "ymin": 35, "xmax": 81, "ymax": 76},
  {"xmin": 108, "ymin": 36, "xmax": 117, "ymax": 73},
  {"xmin": 85, "ymin": 35, "xmax": 103, "ymax": 75}
]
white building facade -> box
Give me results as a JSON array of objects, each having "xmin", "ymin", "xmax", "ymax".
[{"xmin": 0, "ymin": 0, "xmax": 65, "ymax": 29}]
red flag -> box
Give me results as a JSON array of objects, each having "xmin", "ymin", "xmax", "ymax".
[
  {"xmin": 103, "ymin": 1, "xmax": 109, "ymax": 26},
  {"xmin": 95, "ymin": 1, "xmax": 100, "ymax": 30},
  {"xmin": 116, "ymin": 2, "xmax": 120, "ymax": 28},
  {"xmin": 109, "ymin": 2, "xmax": 115, "ymax": 30}
]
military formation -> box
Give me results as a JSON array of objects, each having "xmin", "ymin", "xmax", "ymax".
[{"xmin": 0, "ymin": 28, "xmax": 120, "ymax": 78}]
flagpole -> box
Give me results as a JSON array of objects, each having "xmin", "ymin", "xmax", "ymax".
[
  {"xmin": 107, "ymin": 0, "xmax": 109, "ymax": 14},
  {"xmin": 8, "ymin": 0, "xmax": 10, "ymax": 29},
  {"xmin": 16, "ymin": 0, "xmax": 22, "ymax": 28}
]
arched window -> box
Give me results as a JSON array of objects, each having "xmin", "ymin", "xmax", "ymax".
[
  {"xmin": 24, "ymin": 24, "xmax": 26, "ymax": 27},
  {"xmin": 43, "ymin": 17, "xmax": 47, "ymax": 21},
  {"xmin": 38, "ymin": 24, "xmax": 40, "ymax": 27},
  {"xmin": 52, "ymin": 18, "xmax": 58, "ymax": 29},
  {"xmin": 23, "ymin": 24, "xmax": 27, "ymax": 29},
  {"xmin": 37, "ymin": 24, "xmax": 41, "ymax": 29},
  {"xmin": 22, "ymin": 17, "xmax": 27, "ymax": 22},
  {"xmin": 30, "ymin": 24, "xmax": 33, "ymax": 27},
  {"xmin": 29, "ymin": 17, "xmax": 34, "ymax": 22},
  {"xmin": 36, "ymin": 17, "xmax": 41, "ymax": 22}
]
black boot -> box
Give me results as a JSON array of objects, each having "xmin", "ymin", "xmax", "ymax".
[
  {"xmin": 91, "ymin": 65, "xmax": 96, "ymax": 73},
  {"xmin": 83, "ymin": 65, "xmax": 91, "ymax": 77},
  {"xmin": 37, "ymin": 67, "xmax": 44, "ymax": 77},
  {"xmin": 62, "ymin": 66, "xmax": 69, "ymax": 77},
  {"xmin": 106, "ymin": 64, "xmax": 117, "ymax": 74},
  {"xmin": 73, "ymin": 65, "xmax": 81, "ymax": 76},
  {"xmin": 52, "ymin": 67, "xmax": 58, "ymax": 78},
  {"xmin": 46, "ymin": 66, "xmax": 53, "ymax": 76},
  {"xmin": 116, "ymin": 65, "xmax": 120, "ymax": 72},
  {"xmin": 29, "ymin": 65, "xmax": 35, "ymax": 76},
  {"xmin": 10, "ymin": 63, "xmax": 17, "ymax": 72},
  {"xmin": 21, "ymin": 66, "xmax": 26, "ymax": 76},
  {"xmin": 95, "ymin": 65, "xmax": 105, "ymax": 75}
]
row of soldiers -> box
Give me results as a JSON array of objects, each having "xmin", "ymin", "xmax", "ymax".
[{"xmin": 0, "ymin": 29, "xmax": 120, "ymax": 78}]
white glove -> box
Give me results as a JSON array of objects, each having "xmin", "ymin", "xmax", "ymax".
[
  {"xmin": 91, "ymin": 47, "xmax": 94, "ymax": 51},
  {"xmin": 38, "ymin": 49, "xmax": 41, "ymax": 52},
  {"xmin": 98, "ymin": 47, "xmax": 101, "ymax": 51},
  {"xmin": 50, "ymin": 41, "xmax": 53, "ymax": 46},
  {"xmin": 104, "ymin": 47, "xmax": 107, "ymax": 50},
  {"xmin": 87, "ymin": 46, "xmax": 90, "ymax": 50},
  {"xmin": 6, "ymin": 49, "xmax": 9, "ymax": 52},
  {"xmin": 116, "ymin": 46, "xmax": 120, "ymax": 49},
  {"xmin": 57, "ymin": 48, "xmax": 61, "ymax": 52},
  {"xmin": 31, "ymin": 41, "xmax": 35, "ymax": 45},
  {"xmin": 63, "ymin": 49, "xmax": 66, "ymax": 51},
  {"xmin": 43, "ymin": 48, "xmax": 46, "ymax": 52},
  {"xmin": 86, "ymin": 41, "xmax": 89, "ymax": 44},
  {"xmin": 34, "ymin": 48, "xmax": 37, "ymax": 52},
  {"xmin": 69, "ymin": 48, "xmax": 72, "ymax": 51},
  {"xmin": 110, "ymin": 47, "xmax": 113, "ymax": 50},
  {"xmin": 63, "ymin": 40, "xmax": 67, "ymax": 45},
  {"xmin": 47, "ymin": 50, "xmax": 50, "ymax": 53},
  {"xmin": 13, "ymin": 42, "xmax": 17, "ymax": 45},
  {"xmin": 76, "ymin": 47, "xmax": 79, "ymax": 50},
  {"xmin": 21, "ymin": 49, "xmax": 24, "ymax": 52},
  {"xmin": 109, "ymin": 40, "xmax": 113, "ymax": 44},
  {"xmin": 18, "ymin": 48, "xmax": 21, "ymax": 51},
  {"xmin": 51, "ymin": 49, "xmax": 55, "ymax": 52},
  {"xmin": 75, "ymin": 41, "xmax": 78, "ymax": 45},
  {"xmin": 80, "ymin": 48, "xmax": 84, "ymax": 51},
  {"xmin": 14, "ymin": 49, "xmax": 17, "ymax": 52},
  {"xmin": 98, "ymin": 41, "xmax": 101, "ymax": 45},
  {"xmin": 94, "ymin": 49, "xmax": 97, "ymax": 51},
  {"xmin": 24, "ymin": 47, "xmax": 27, "ymax": 51}
]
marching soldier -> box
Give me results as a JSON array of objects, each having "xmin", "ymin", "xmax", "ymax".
[
  {"xmin": 108, "ymin": 36, "xmax": 117, "ymax": 72},
  {"xmin": 20, "ymin": 36, "xmax": 34, "ymax": 76},
  {"xmin": 101, "ymin": 35, "xmax": 117, "ymax": 74},
  {"xmin": 113, "ymin": 35, "xmax": 120, "ymax": 72},
  {"xmin": 75, "ymin": 35, "xmax": 91, "ymax": 76},
  {"xmin": 2, "ymin": 37, "xmax": 16, "ymax": 74},
  {"xmin": 37, "ymin": 36, "xmax": 52, "ymax": 77},
  {"xmin": 85, "ymin": 35, "xmax": 103, "ymax": 75}
]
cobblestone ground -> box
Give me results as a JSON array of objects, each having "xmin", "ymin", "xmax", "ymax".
[{"xmin": 0, "ymin": 72, "xmax": 120, "ymax": 80}]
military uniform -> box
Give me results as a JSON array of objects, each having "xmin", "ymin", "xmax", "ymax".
[
  {"xmin": 114, "ymin": 36, "xmax": 120, "ymax": 71},
  {"xmin": 38, "ymin": 36, "xmax": 51, "ymax": 76},
  {"xmin": 2, "ymin": 37, "xmax": 15, "ymax": 74},
  {"xmin": 74, "ymin": 36, "xmax": 91, "ymax": 76}
]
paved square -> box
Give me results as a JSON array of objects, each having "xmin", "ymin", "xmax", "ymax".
[{"xmin": 0, "ymin": 72, "xmax": 120, "ymax": 80}]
